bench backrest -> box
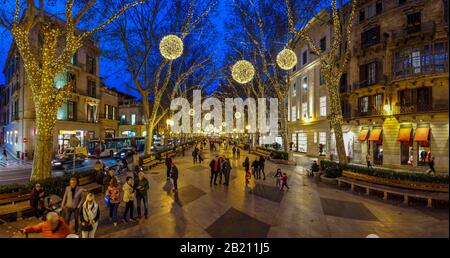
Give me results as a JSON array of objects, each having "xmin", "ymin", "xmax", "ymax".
[
  {"xmin": 0, "ymin": 193, "xmax": 31, "ymax": 205},
  {"xmin": 79, "ymin": 175, "xmax": 95, "ymax": 186}
]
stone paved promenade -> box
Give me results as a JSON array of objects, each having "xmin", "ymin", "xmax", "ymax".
[{"xmin": 1, "ymin": 146, "xmax": 448, "ymax": 238}]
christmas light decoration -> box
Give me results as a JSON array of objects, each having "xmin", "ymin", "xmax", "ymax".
[
  {"xmin": 276, "ymin": 48, "xmax": 297, "ymax": 70},
  {"xmin": 159, "ymin": 35, "xmax": 184, "ymax": 60},
  {"xmin": 231, "ymin": 60, "xmax": 255, "ymax": 84},
  {"xmin": 235, "ymin": 112, "xmax": 242, "ymax": 119}
]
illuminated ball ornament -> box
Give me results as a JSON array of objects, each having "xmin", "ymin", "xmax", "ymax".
[
  {"xmin": 231, "ymin": 60, "xmax": 255, "ymax": 84},
  {"xmin": 276, "ymin": 48, "xmax": 297, "ymax": 70},
  {"xmin": 159, "ymin": 35, "xmax": 184, "ymax": 60}
]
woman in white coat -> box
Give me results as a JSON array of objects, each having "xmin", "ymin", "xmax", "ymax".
[{"xmin": 80, "ymin": 193, "xmax": 100, "ymax": 238}]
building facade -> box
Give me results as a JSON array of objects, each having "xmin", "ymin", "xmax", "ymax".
[
  {"xmin": 288, "ymin": 10, "xmax": 333, "ymax": 157},
  {"xmin": 288, "ymin": 0, "xmax": 448, "ymax": 173},
  {"xmin": 345, "ymin": 0, "xmax": 448, "ymax": 172},
  {"xmin": 118, "ymin": 92, "xmax": 146, "ymax": 137},
  {"xmin": 0, "ymin": 19, "xmax": 121, "ymax": 159}
]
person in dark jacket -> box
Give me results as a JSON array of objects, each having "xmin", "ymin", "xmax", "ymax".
[
  {"xmin": 165, "ymin": 155, "xmax": 172, "ymax": 180},
  {"xmin": 192, "ymin": 148, "xmax": 198, "ymax": 164},
  {"xmin": 30, "ymin": 183, "xmax": 46, "ymax": 219},
  {"xmin": 170, "ymin": 162, "xmax": 179, "ymax": 192},
  {"xmin": 251, "ymin": 158, "xmax": 260, "ymax": 180},
  {"xmin": 209, "ymin": 156, "xmax": 220, "ymax": 186},
  {"xmin": 134, "ymin": 172, "xmax": 150, "ymax": 219},
  {"xmin": 243, "ymin": 157, "xmax": 250, "ymax": 186},
  {"xmin": 427, "ymin": 157, "xmax": 436, "ymax": 175},
  {"xmin": 222, "ymin": 158, "xmax": 231, "ymax": 186},
  {"xmin": 259, "ymin": 156, "xmax": 266, "ymax": 180}
]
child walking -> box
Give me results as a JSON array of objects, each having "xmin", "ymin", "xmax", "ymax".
[
  {"xmin": 280, "ymin": 173, "xmax": 289, "ymax": 191},
  {"xmin": 274, "ymin": 168, "xmax": 282, "ymax": 188}
]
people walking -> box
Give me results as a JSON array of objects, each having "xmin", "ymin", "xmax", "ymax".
[
  {"xmin": 232, "ymin": 146, "xmax": 236, "ymax": 158},
  {"xmin": 165, "ymin": 155, "xmax": 172, "ymax": 180},
  {"xmin": 236, "ymin": 147, "xmax": 241, "ymax": 159},
  {"xmin": 170, "ymin": 162, "xmax": 179, "ymax": 192},
  {"xmin": 259, "ymin": 156, "xmax": 266, "ymax": 180},
  {"xmin": 2, "ymin": 147, "xmax": 7, "ymax": 161},
  {"xmin": 218, "ymin": 157, "xmax": 224, "ymax": 184},
  {"xmin": 122, "ymin": 176, "xmax": 136, "ymax": 222},
  {"xmin": 280, "ymin": 173, "xmax": 289, "ymax": 191},
  {"xmin": 251, "ymin": 158, "xmax": 260, "ymax": 179},
  {"xmin": 80, "ymin": 193, "xmax": 100, "ymax": 238},
  {"xmin": 209, "ymin": 156, "xmax": 220, "ymax": 186},
  {"xmin": 134, "ymin": 172, "xmax": 149, "ymax": 219},
  {"xmin": 30, "ymin": 183, "xmax": 46, "ymax": 220},
  {"xmin": 243, "ymin": 157, "xmax": 250, "ymax": 186},
  {"xmin": 222, "ymin": 158, "xmax": 231, "ymax": 186},
  {"xmin": 274, "ymin": 168, "xmax": 283, "ymax": 188},
  {"xmin": 366, "ymin": 154, "xmax": 372, "ymax": 168},
  {"xmin": 105, "ymin": 178, "xmax": 120, "ymax": 227},
  {"xmin": 192, "ymin": 148, "xmax": 198, "ymax": 164},
  {"xmin": 61, "ymin": 177, "xmax": 84, "ymax": 233},
  {"xmin": 427, "ymin": 156, "xmax": 436, "ymax": 175},
  {"xmin": 198, "ymin": 149, "xmax": 204, "ymax": 164}
]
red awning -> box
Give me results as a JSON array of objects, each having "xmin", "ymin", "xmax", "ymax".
[
  {"xmin": 414, "ymin": 127, "xmax": 430, "ymax": 142},
  {"xmin": 398, "ymin": 128, "xmax": 412, "ymax": 142},
  {"xmin": 358, "ymin": 129, "xmax": 369, "ymax": 141},
  {"xmin": 368, "ymin": 129, "xmax": 382, "ymax": 141}
]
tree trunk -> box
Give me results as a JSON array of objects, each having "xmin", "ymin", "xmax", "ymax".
[
  {"xmin": 278, "ymin": 94, "xmax": 289, "ymax": 152},
  {"xmin": 31, "ymin": 135, "xmax": 53, "ymax": 181},
  {"xmin": 327, "ymin": 80, "xmax": 348, "ymax": 164},
  {"xmin": 144, "ymin": 122, "xmax": 154, "ymax": 155},
  {"xmin": 30, "ymin": 107, "xmax": 57, "ymax": 181}
]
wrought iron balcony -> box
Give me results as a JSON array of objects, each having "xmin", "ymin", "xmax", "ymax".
[
  {"xmin": 392, "ymin": 103, "xmax": 449, "ymax": 115},
  {"xmin": 353, "ymin": 107, "xmax": 385, "ymax": 118},
  {"xmin": 391, "ymin": 21, "xmax": 435, "ymax": 42}
]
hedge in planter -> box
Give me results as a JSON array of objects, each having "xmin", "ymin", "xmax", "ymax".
[
  {"xmin": 0, "ymin": 170, "xmax": 95, "ymax": 196},
  {"xmin": 320, "ymin": 160, "xmax": 449, "ymax": 184}
]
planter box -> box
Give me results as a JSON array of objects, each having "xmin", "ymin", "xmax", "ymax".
[
  {"xmin": 342, "ymin": 170, "xmax": 449, "ymax": 193},
  {"xmin": 320, "ymin": 175, "xmax": 337, "ymax": 185},
  {"xmin": 270, "ymin": 159, "xmax": 297, "ymax": 166},
  {"xmin": 313, "ymin": 171, "xmax": 321, "ymax": 178}
]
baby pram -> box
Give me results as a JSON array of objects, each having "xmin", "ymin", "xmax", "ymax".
[{"xmin": 42, "ymin": 194, "xmax": 63, "ymax": 217}]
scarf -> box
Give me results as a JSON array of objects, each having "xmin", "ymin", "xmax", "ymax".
[{"xmin": 82, "ymin": 201, "xmax": 98, "ymax": 222}]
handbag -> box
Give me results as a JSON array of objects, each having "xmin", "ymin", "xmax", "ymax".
[
  {"xmin": 80, "ymin": 222, "xmax": 93, "ymax": 232},
  {"xmin": 104, "ymin": 195, "xmax": 111, "ymax": 208}
]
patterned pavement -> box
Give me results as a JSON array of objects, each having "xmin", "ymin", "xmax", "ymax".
[{"xmin": 0, "ymin": 145, "xmax": 448, "ymax": 238}]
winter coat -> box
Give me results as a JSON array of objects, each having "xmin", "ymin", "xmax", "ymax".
[
  {"xmin": 24, "ymin": 218, "xmax": 70, "ymax": 238},
  {"xmin": 61, "ymin": 186, "xmax": 84, "ymax": 209},
  {"xmin": 122, "ymin": 182, "xmax": 135, "ymax": 202},
  {"xmin": 134, "ymin": 178, "xmax": 149, "ymax": 196},
  {"xmin": 80, "ymin": 201, "xmax": 100, "ymax": 226},
  {"xmin": 171, "ymin": 166, "xmax": 179, "ymax": 179},
  {"xmin": 106, "ymin": 186, "xmax": 120, "ymax": 204}
]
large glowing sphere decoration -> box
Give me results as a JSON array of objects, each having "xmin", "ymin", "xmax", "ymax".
[
  {"xmin": 276, "ymin": 48, "xmax": 297, "ymax": 70},
  {"xmin": 231, "ymin": 60, "xmax": 255, "ymax": 84},
  {"xmin": 159, "ymin": 35, "xmax": 183, "ymax": 60}
]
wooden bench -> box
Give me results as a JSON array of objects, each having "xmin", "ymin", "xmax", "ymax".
[
  {"xmin": 337, "ymin": 177, "xmax": 449, "ymax": 208},
  {"xmin": 78, "ymin": 174, "xmax": 102, "ymax": 194},
  {"xmin": 142, "ymin": 155, "xmax": 160, "ymax": 170},
  {"xmin": 253, "ymin": 148, "xmax": 271, "ymax": 159},
  {"xmin": 0, "ymin": 192, "xmax": 32, "ymax": 220}
]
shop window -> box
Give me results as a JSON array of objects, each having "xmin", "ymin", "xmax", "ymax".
[
  {"xmin": 131, "ymin": 114, "xmax": 136, "ymax": 125},
  {"xmin": 400, "ymin": 142, "xmax": 413, "ymax": 165},
  {"xmin": 291, "ymin": 133, "xmax": 298, "ymax": 151}
]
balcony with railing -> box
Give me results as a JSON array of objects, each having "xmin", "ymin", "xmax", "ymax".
[
  {"xmin": 392, "ymin": 103, "xmax": 449, "ymax": 115},
  {"xmin": 353, "ymin": 107, "xmax": 385, "ymax": 118},
  {"xmin": 391, "ymin": 21, "xmax": 435, "ymax": 42},
  {"xmin": 353, "ymin": 76, "xmax": 387, "ymax": 91}
]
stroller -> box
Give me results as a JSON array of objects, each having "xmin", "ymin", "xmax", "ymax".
[{"xmin": 42, "ymin": 194, "xmax": 63, "ymax": 218}]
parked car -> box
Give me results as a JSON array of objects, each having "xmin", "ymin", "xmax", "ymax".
[
  {"xmin": 52, "ymin": 147, "xmax": 87, "ymax": 169},
  {"xmin": 113, "ymin": 148, "xmax": 134, "ymax": 159}
]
